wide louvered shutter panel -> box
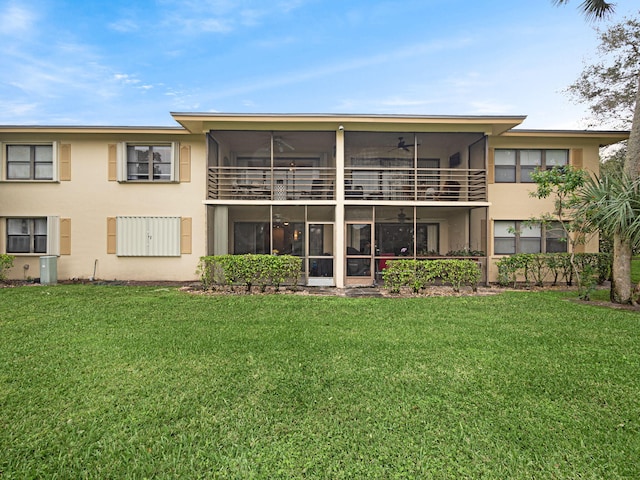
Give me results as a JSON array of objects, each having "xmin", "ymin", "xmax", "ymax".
[
  {"xmin": 107, "ymin": 217, "xmax": 117, "ymax": 253},
  {"xmin": 60, "ymin": 144, "xmax": 71, "ymax": 181},
  {"xmin": 487, "ymin": 148, "xmax": 495, "ymax": 184},
  {"xmin": 147, "ymin": 217, "xmax": 181, "ymax": 256},
  {"xmin": 116, "ymin": 216, "xmax": 181, "ymax": 256},
  {"xmin": 60, "ymin": 218, "xmax": 71, "ymax": 255},
  {"xmin": 179, "ymin": 144, "xmax": 191, "ymax": 182}
]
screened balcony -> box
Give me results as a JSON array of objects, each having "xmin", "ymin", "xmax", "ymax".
[
  {"xmin": 344, "ymin": 131, "xmax": 487, "ymax": 202},
  {"xmin": 207, "ymin": 131, "xmax": 336, "ymax": 201}
]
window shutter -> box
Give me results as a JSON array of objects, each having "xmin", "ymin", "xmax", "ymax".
[
  {"xmin": 50, "ymin": 141, "xmax": 60, "ymax": 182},
  {"xmin": 47, "ymin": 216, "xmax": 60, "ymax": 255},
  {"xmin": 60, "ymin": 144, "xmax": 71, "ymax": 181},
  {"xmin": 60, "ymin": 218, "xmax": 71, "ymax": 255},
  {"xmin": 571, "ymin": 148, "xmax": 583, "ymax": 169},
  {"xmin": 490, "ymin": 219, "xmax": 495, "ymax": 255},
  {"xmin": 179, "ymin": 144, "xmax": 191, "ymax": 183},
  {"xmin": 181, "ymin": 217, "xmax": 192, "ymax": 254},
  {"xmin": 107, "ymin": 217, "xmax": 117, "ymax": 253},
  {"xmin": 487, "ymin": 148, "xmax": 495, "ymax": 184},
  {"xmin": 108, "ymin": 144, "xmax": 117, "ymax": 181},
  {"xmin": 116, "ymin": 216, "xmax": 180, "ymax": 256}
]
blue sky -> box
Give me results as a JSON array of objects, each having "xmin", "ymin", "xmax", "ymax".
[{"xmin": 0, "ymin": 0, "xmax": 637, "ymax": 128}]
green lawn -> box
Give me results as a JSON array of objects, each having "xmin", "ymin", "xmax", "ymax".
[{"xmin": 1, "ymin": 286, "xmax": 639, "ymax": 479}]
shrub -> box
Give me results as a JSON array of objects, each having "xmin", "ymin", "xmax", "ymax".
[
  {"xmin": 496, "ymin": 254, "xmax": 531, "ymax": 287},
  {"xmin": 382, "ymin": 259, "xmax": 481, "ymax": 294},
  {"xmin": 0, "ymin": 254, "xmax": 15, "ymax": 282},
  {"xmin": 494, "ymin": 253, "xmax": 610, "ymax": 289},
  {"xmin": 381, "ymin": 259, "xmax": 416, "ymax": 294},
  {"xmin": 527, "ymin": 254, "xmax": 552, "ymax": 287},
  {"xmin": 445, "ymin": 249, "xmax": 485, "ymax": 257},
  {"xmin": 441, "ymin": 259, "xmax": 481, "ymax": 292},
  {"xmin": 197, "ymin": 254, "xmax": 302, "ymax": 292}
]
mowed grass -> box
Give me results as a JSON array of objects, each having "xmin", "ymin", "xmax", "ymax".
[{"xmin": 1, "ymin": 286, "xmax": 639, "ymax": 479}]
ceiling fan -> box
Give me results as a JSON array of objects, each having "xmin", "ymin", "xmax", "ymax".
[
  {"xmin": 273, "ymin": 136, "xmax": 295, "ymax": 153},
  {"xmin": 397, "ymin": 208, "xmax": 407, "ymax": 223},
  {"xmin": 388, "ymin": 136, "xmax": 420, "ymax": 152}
]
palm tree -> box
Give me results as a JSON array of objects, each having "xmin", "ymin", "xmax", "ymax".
[
  {"xmin": 578, "ymin": 173, "xmax": 640, "ymax": 303},
  {"xmin": 554, "ymin": 0, "xmax": 640, "ymax": 303},
  {"xmin": 552, "ymin": 0, "xmax": 615, "ymax": 20}
]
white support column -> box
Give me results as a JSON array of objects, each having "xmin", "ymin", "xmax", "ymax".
[{"xmin": 335, "ymin": 127, "xmax": 345, "ymax": 288}]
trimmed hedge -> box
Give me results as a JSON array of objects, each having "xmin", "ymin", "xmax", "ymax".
[
  {"xmin": 381, "ymin": 259, "xmax": 481, "ymax": 294},
  {"xmin": 495, "ymin": 252, "xmax": 611, "ymax": 288},
  {"xmin": 0, "ymin": 254, "xmax": 14, "ymax": 282},
  {"xmin": 198, "ymin": 254, "xmax": 302, "ymax": 292}
]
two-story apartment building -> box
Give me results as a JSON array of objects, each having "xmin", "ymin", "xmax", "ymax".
[{"xmin": 0, "ymin": 113, "xmax": 627, "ymax": 287}]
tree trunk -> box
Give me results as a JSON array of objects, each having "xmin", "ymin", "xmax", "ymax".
[
  {"xmin": 623, "ymin": 76, "xmax": 640, "ymax": 179},
  {"xmin": 610, "ymin": 231, "xmax": 632, "ymax": 304},
  {"xmin": 610, "ymin": 75, "xmax": 640, "ymax": 304}
]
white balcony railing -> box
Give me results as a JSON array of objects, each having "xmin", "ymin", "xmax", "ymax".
[
  {"xmin": 345, "ymin": 168, "xmax": 486, "ymax": 201},
  {"xmin": 208, "ymin": 166, "xmax": 335, "ymax": 200},
  {"xmin": 207, "ymin": 167, "xmax": 486, "ymax": 202}
]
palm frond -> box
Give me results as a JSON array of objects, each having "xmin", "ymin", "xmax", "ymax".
[
  {"xmin": 553, "ymin": 0, "xmax": 615, "ymax": 20},
  {"xmin": 578, "ymin": 172, "xmax": 640, "ymax": 245}
]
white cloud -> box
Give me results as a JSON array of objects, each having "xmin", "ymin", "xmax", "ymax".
[
  {"xmin": 108, "ymin": 18, "xmax": 140, "ymax": 33},
  {"xmin": 174, "ymin": 16, "xmax": 233, "ymax": 33},
  {"xmin": 0, "ymin": 99, "xmax": 38, "ymax": 119},
  {"xmin": 114, "ymin": 73, "xmax": 141, "ymax": 85},
  {"xmin": 0, "ymin": 3, "xmax": 36, "ymax": 36},
  {"xmin": 468, "ymin": 100, "xmax": 515, "ymax": 116},
  {"xmin": 380, "ymin": 97, "xmax": 436, "ymax": 108},
  {"xmin": 199, "ymin": 35, "xmax": 474, "ymax": 105}
]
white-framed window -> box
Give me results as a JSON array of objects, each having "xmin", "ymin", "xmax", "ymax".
[
  {"xmin": 118, "ymin": 142, "xmax": 179, "ymax": 182},
  {"xmin": 116, "ymin": 216, "xmax": 181, "ymax": 256},
  {"xmin": 495, "ymin": 149, "xmax": 568, "ymax": 183},
  {"xmin": 494, "ymin": 220, "xmax": 567, "ymax": 255},
  {"xmin": 4, "ymin": 143, "xmax": 58, "ymax": 181},
  {"xmin": 5, "ymin": 217, "xmax": 60, "ymax": 255}
]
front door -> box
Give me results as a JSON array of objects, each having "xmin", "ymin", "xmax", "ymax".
[
  {"xmin": 345, "ymin": 222, "xmax": 373, "ymax": 286},
  {"xmin": 307, "ymin": 223, "xmax": 334, "ymax": 286}
]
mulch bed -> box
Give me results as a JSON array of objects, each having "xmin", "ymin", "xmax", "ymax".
[{"xmin": 3, "ymin": 279, "xmax": 639, "ymax": 310}]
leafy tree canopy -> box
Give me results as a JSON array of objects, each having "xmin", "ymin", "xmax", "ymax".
[{"xmin": 566, "ymin": 15, "xmax": 640, "ymax": 128}]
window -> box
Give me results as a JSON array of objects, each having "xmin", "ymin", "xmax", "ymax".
[
  {"xmin": 116, "ymin": 143, "xmax": 178, "ymax": 182},
  {"xmin": 494, "ymin": 149, "xmax": 568, "ymax": 183},
  {"xmin": 545, "ymin": 221, "xmax": 568, "ymax": 253},
  {"xmin": 494, "ymin": 150, "xmax": 517, "ymax": 183},
  {"xmin": 7, "ymin": 218, "xmax": 47, "ymax": 253},
  {"xmin": 5, "ymin": 144, "xmax": 56, "ymax": 180},
  {"xmin": 6, "ymin": 217, "xmax": 62, "ymax": 255},
  {"xmin": 494, "ymin": 221, "xmax": 567, "ymax": 255},
  {"xmin": 126, "ymin": 144, "xmax": 173, "ymax": 181},
  {"xmin": 234, "ymin": 222, "xmax": 270, "ymax": 254}
]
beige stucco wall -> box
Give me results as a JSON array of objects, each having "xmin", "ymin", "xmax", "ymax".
[
  {"xmin": 486, "ymin": 135, "xmax": 603, "ymax": 281},
  {"xmin": 0, "ymin": 132, "xmax": 207, "ymax": 281},
  {"xmin": 0, "ymin": 118, "xmax": 624, "ymax": 285}
]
